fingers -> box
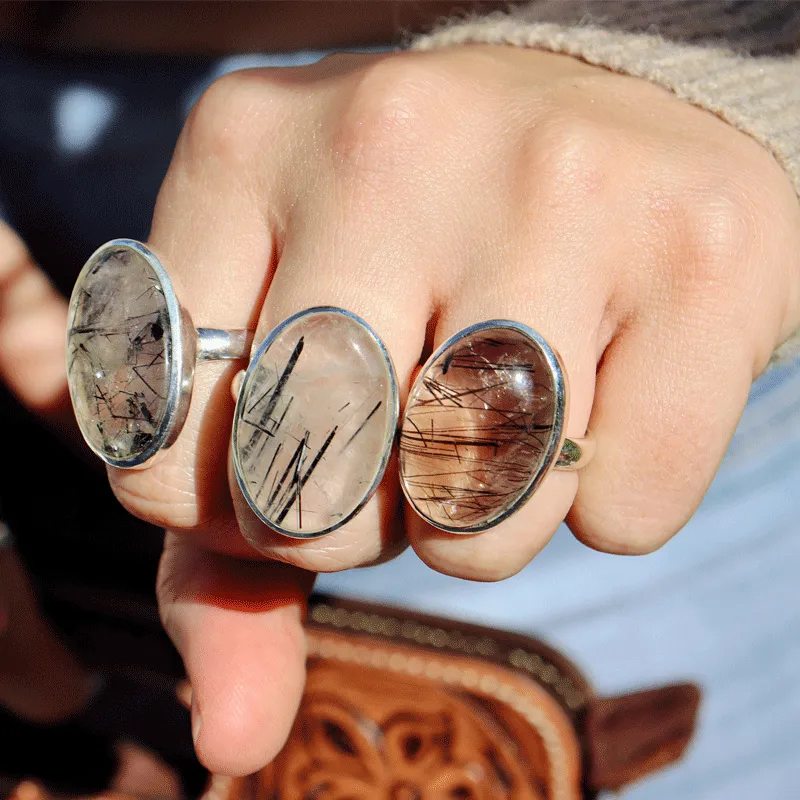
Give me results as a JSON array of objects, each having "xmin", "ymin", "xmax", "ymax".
[
  {"xmin": 404, "ymin": 258, "xmax": 755, "ymax": 577},
  {"xmin": 403, "ymin": 249, "xmax": 603, "ymax": 581},
  {"xmin": 0, "ymin": 221, "xmax": 69, "ymax": 416},
  {"xmin": 229, "ymin": 165, "xmax": 434, "ymax": 571},
  {"xmin": 107, "ymin": 71, "xmax": 288, "ymax": 539},
  {"xmin": 399, "ymin": 105, "xmax": 792, "ymax": 577},
  {"xmin": 567, "ymin": 140, "xmax": 799, "ymax": 555},
  {"xmin": 157, "ymin": 533, "xmax": 313, "ymax": 775},
  {"xmin": 568, "ymin": 235, "xmax": 780, "ymax": 554},
  {"xmin": 110, "ymin": 48, "xmax": 796, "ymax": 582},
  {"xmin": 568, "ymin": 311, "xmax": 750, "ymax": 556}
]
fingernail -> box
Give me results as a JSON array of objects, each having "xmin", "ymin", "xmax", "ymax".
[{"xmin": 192, "ymin": 708, "xmax": 202, "ymax": 746}]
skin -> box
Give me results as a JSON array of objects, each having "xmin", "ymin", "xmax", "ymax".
[
  {"xmin": 0, "ymin": 222, "xmax": 70, "ymax": 421},
  {"xmin": 3, "ymin": 44, "xmax": 800, "ymax": 775},
  {"xmin": 105, "ymin": 46, "xmax": 800, "ymax": 774}
]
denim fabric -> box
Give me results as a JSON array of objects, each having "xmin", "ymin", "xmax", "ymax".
[
  {"xmin": 1, "ymin": 46, "xmax": 798, "ymax": 799},
  {"xmin": 321, "ymin": 356, "xmax": 800, "ymax": 799}
]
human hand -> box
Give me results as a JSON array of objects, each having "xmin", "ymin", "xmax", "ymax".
[
  {"xmin": 107, "ymin": 46, "xmax": 800, "ymax": 774},
  {"xmin": 0, "ymin": 221, "xmax": 70, "ymax": 423}
]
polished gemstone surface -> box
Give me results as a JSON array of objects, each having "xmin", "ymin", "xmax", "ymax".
[
  {"xmin": 399, "ymin": 324, "xmax": 561, "ymax": 532},
  {"xmin": 233, "ymin": 308, "xmax": 397, "ymax": 540},
  {"xmin": 67, "ymin": 242, "xmax": 174, "ymax": 465}
]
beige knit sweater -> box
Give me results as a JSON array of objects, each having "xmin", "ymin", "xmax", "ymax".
[{"xmin": 412, "ymin": 1, "xmax": 800, "ymax": 364}]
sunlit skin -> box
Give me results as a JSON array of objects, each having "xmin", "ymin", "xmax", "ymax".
[
  {"xmin": 0, "ymin": 6, "xmax": 798, "ymax": 779},
  {"xmin": 109, "ymin": 47, "xmax": 799, "ymax": 774}
]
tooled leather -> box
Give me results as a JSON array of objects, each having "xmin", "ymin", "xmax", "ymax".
[
  {"xmin": 252, "ymin": 631, "xmax": 583, "ymax": 800},
  {"xmin": 2, "ymin": 598, "xmax": 699, "ymax": 800},
  {"xmin": 585, "ymin": 684, "xmax": 701, "ymax": 791},
  {"xmin": 308, "ymin": 600, "xmax": 589, "ymax": 715},
  {"xmin": 211, "ymin": 603, "xmax": 698, "ymax": 799}
]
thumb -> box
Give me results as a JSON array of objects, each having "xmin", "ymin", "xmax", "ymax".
[{"xmin": 157, "ymin": 534, "xmax": 314, "ymax": 775}]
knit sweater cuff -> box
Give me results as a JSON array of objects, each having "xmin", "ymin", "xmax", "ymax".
[{"xmin": 411, "ymin": 13, "xmax": 800, "ymax": 364}]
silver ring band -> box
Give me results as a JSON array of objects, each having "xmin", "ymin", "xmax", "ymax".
[
  {"xmin": 197, "ymin": 328, "xmax": 254, "ymax": 362},
  {"xmin": 555, "ymin": 435, "xmax": 595, "ymax": 470}
]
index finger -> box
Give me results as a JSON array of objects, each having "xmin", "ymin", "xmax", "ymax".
[{"xmin": 106, "ymin": 70, "xmax": 291, "ymax": 549}]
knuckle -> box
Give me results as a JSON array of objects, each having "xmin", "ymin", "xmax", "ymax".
[
  {"xmin": 470, "ymin": 560, "xmax": 528, "ymax": 582},
  {"xmin": 109, "ymin": 466, "xmax": 199, "ymax": 530},
  {"xmin": 272, "ymin": 546, "xmax": 372, "ymax": 574},
  {"xmin": 572, "ymin": 499, "xmax": 679, "ymax": 556},
  {"xmin": 656, "ymin": 146, "xmax": 800, "ymax": 363},
  {"xmin": 415, "ymin": 539, "xmax": 528, "ymax": 583},
  {"xmin": 522, "ymin": 111, "xmax": 609, "ymax": 209},
  {"xmin": 647, "ymin": 157, "xmax": 771, "ymax": 302},
  {"xmin": 182, "ymin": 71, "xmax": 267, "ymax": 169},
  {"xmin": 244, "ymin": 505, "xmax": 395, "ymax": 572},
  {"xmin": 676, "ymin": 185, "xmax": 758, "ymax": 290},
  {"xmin": 330, "ymin": 56, "xmax": 444, "ymax": 185},
  {"xmin": 573, "ymin": 417, "xmax": 715, "ymax": 555}
]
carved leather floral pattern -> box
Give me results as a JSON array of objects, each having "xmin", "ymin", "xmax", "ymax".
[{"xmin": 266, "ymin": 662, "xmax": 549, "ymax": 800}]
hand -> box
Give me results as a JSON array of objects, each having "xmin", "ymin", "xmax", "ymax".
[
  {"xmin": 0, "ymin": 221, "xmax": 70, "ymax": 421},
  {"xmin": 108, "ymin": 46, "xmax": 800, "ymax": 774}
]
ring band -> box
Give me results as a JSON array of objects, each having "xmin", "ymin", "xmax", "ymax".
[
  {"xmin": 555, "ymin": 435, "xmax": 595, "ymax": 470},
  {"xmin": 197, "ymin": 328, "xmax": 253, "ymax": 361},
  {"xmin": 398, "ymin": 320, "xmax": 593, "ymax": 534},
  {"xmin": 66, "ymin": 239, "xmax": 253, "ymax": 469}
]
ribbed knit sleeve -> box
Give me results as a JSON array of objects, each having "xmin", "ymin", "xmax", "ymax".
[{"xmin": 411, "ymin": 1, "xmax": 800, "ymax": 363}]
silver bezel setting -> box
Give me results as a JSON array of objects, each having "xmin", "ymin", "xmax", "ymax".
[
  {"xmin": 399, "ymin": 319, "xmax": 567, "ymax": 534},
  {"xmin": 66, "ymin": 238, "xmax": 192, "ymax": 470},
  {"xmin": 232, "ymin": 306, "xmax": 400, "ymax": 540}
]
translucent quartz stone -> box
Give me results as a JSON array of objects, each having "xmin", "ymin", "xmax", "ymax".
[
  {"xmin": 67, "ymin": 243, "xmax": 173, "ymax": 465},
  {"xmin": 399, "ymin": 325, "xmax": 560, "ymax": 532},
  {"xmin": 233, "ymin": 309, "xmax": 397, "ymax": 540}
]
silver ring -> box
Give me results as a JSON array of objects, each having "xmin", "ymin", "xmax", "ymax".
[
  {"xmin": 398, "ymin": 319, "xmax": 594, "ymax": 533},
  {"xmin": 232, "ymin": 307, "xmax": 399, "ymax": 543},
  {"xmin": 66, "ymin": 239, "xmax": 253, "ymax": 469}
]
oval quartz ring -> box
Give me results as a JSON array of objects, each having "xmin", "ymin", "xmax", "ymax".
[
  {"xmin": 67, "ymin": 240, "xmax": 184, "ymax": 468},
  {"xmin": 233, "ymin": 307, "xmax": 399, "ymax": 541},
  {"xmin": 67, "ymin": 239, "xmax": 252, "ymax": 469},
  {"xmin": 399, "ymin": 320, "xmax": 589, "ymax": 534}
]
